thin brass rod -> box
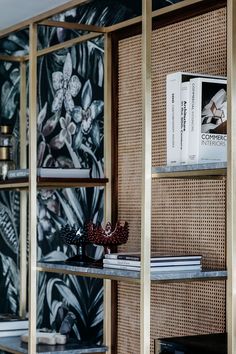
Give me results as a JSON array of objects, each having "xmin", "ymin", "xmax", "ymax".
[
  {"xmin": 105, "ymin": 0, "xmax": 211, "ymax": 33},
  {"xmin": 140, "ymin": 0, "xmax": 152, "ymax": 353},
  {"xmin": 28, "ymin": 23, "xmax": 38, "ymax": 354},
  {"xmin": 23, "ymin": 32, "xmax": 102, "ymax": 60},
  {"xmin": 39, "ymin": 20, "xmax": 106, "ymax": 33},
  {"xmin": 0, "ymin": 55, "xmax": 23, "ymax": 62},
  {"xmin": 227, "ymin": 0, "xmax": 236, "ymax": 353},
  {"xmin": 103, "ymin": 33, "xmax": 113, "ymax": 354},
  {"xmin": 19, "ymin": 61, "xmax": 27, "ymax": 318}
]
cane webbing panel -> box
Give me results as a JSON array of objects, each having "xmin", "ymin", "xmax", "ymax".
[
  {"xmin": 117, "ymin": 7, "xmax": 226, "ymax": 354},
  {"xmin": 152, "ymin": 7, "xmax": 227, "ymax": 166},
  {"xmin": 117, "ymin": 282, "xmax": 226, "ymax": 354}
]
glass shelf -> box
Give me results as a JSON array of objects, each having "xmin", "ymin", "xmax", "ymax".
[
  {"xmin": 37, "ymin": 261, "xmax": 227, "ymax": 283},
  {"xmin": 152, "ymin": 162, "xmax": 227, "ymax": 178},
  {"xmin": 0, "ymin": 336, "xmax": 107, "ymax": 354}
]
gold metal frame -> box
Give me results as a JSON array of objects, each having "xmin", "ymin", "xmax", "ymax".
[
  {"xmin": 227, "ymin": 0, "xmax": 236, "ymax": 353},
  {"xmin": 140, "ymin": 0, "xmax": 152, "ymax": 352}
]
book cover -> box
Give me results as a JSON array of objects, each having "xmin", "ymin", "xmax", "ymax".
[
  {"xmin": 188, "ymin": 77, "xmax": 227, "ymax": 164},
  {"xmin": 103, "ymin": 258, "xmax": 201, "ymax": 267},
  {"xmin": 0, "ymin": 314, "xmax": 28, "ymax": 331},
  {"xmin": 166, "ymin": 72, "xmax": 225, "ymax": 166},
  {"xmin": 103, "ymin": 264, "xmax": 202, "ymax": 272},
  {"xmin": 180, "ymin": 81, "xmax": 190, "ymax": 164}
]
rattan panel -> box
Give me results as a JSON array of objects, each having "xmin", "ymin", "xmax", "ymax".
[
  {"xmin": 117, "ymin": 282, "xmax": 226, "ymax": 354},
  {"xmin": 117, "ymin": 7, "xmax": 226, "ymax": 354},
  {"xmin": 152, "ymin": 7, "xmax": 226, "ymax": 166},
  {"xmin": 152, "ymin": 178, "xmax": 226, "ymax": 269}
]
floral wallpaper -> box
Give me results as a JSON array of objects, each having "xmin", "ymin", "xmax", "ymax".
[{"xmin": 0, "ymin": 0, "xmax": 183, "ymax": 347}]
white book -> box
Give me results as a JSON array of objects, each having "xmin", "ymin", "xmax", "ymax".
[
  {"xmin": 104, "ymin": 264, "xmax": 202, "ymax": 272},
  {"xmin": 180, "ymin": 81, "xmax": 190, "ymax": 164},
  {"xmin": 188, "ymin": 77, "xmax": 227, "ymax": 164},
  {"xmin": 0, "ymin": 329, "xmax": 28, "ymax": 337},
  {"xmin": 103, "ymin": 258, "xmax": 201, "ymax": 267},
  {"xmin": 104, "ymin": 253, "xmax": 202, "ymax": 262},
  {"xmin": 7, "ymin": 168, "xmax": 91, "ymax": 179},
  {"xmin": 0, "ymin": 315, "xmax": 28, "ymax": 331},
  {"xmin": 166, "ymin": 72, "xmax": 225, "ymax": 166},
  {"xmin": 38, "ymin": 168, "xmax": 91, "ymax": 178}
]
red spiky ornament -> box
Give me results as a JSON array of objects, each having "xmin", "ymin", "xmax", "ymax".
[{"xmin": 87, "ymin": 221, "xmax": 129, "ymax": 254}]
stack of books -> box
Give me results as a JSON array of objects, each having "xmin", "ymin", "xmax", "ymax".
[
  {"xmin": 0, "ymin": 314, "xmax": 28, "ymax": 337},
  {"xmin": 103, "ymin": 253, "xmax": 202, "ymax": 272},
  {"xmin": 7, "ymin": 168, "xmax": 91, "ymax": 180},
  {"xmin": 166, "ymin": 71, "xmax": 227, "ymax": 165}
]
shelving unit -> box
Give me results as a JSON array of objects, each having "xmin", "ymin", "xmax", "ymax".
[{"xmin": 0, "ymin": 0, "xmax": 234, "ymax": 353}]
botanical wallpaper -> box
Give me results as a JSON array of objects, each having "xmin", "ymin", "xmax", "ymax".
[{"xmin": 0, "ymin": 0, "xmax": 182, "ymax": 346}]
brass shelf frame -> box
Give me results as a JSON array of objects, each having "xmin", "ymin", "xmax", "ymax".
[{"xmin": 0, "ymin": 0, "xmax": 233, "ymax": 353}]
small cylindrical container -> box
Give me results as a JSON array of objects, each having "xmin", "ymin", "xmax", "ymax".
[
  {"xmin": 0, "ymin": 125, "xmax": 16, "ymax": 161},
  {"xmin": 0, "ymin": 146, "xmax": 15, "ymax": 180}
]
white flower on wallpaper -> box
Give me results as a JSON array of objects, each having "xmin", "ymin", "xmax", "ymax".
[
  {"xmin": 73, "ymin": 80, "xmax": 104, "ymax": 136},
  {"xmin": 52, "ymin": 53, "xmax": 81, "ymax": 113}
]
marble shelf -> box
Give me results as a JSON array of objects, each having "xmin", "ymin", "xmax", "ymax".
[
  {"xmin": 37, "ymin": 261, "xmax": 227, "ymax": 283},
  {"xmin": 0, "ymin": 336, "xmax": 107, "ymax": 354}
]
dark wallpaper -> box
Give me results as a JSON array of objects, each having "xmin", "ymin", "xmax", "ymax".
[{"xmin": 0, "ymin": 0, "xmax": 183, "ymax": 346}]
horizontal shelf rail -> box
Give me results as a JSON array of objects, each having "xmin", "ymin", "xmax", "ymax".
[
  {"xmin": 152, "ymin": 162, "xmax": 227, "ymax": 178},
  {"xmin": 39, "ymin": 20, "xmax": 106, "ymax": 33},
  {"xmin": 37, "ymin": 261, "xmax": 227, "ymax": 283}
]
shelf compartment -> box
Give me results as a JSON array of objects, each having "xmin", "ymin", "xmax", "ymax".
[
  {"xmin": 37, "ymin": 261, "xmax": 227, "ymax": 283},
  {"xmin": 152, "ymin": 162, "xmax": 227, "ymax": 178},
  {"xmin": 0, "ymin": 178, "xmax": 108, "ymax": 190},
  {"xmin": 0, "ymin": 336, "xmax": 107, "ymax": 354}
]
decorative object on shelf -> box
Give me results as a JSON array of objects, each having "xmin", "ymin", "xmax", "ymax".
[
  {"xmin": 21, "ymin": 331, "xmax": 67, "ymax": 345},
  {"xmin": 59, "ymin": 224, "xmax": 89, "ymax": 263},
  {"xmin": 87, "ymin": 221, "xmax": 129, "ymax": 254},
  {"xmin": 59, "ymin": 311, "xmax": 76, "ymax": 336},
  {"xmin": 0, "ymin": 125, "xmax": 16, "ymax": 180}
]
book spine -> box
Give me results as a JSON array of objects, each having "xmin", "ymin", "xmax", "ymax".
[
  {"xmin": 103, "ymin": 259, "xmax": 201, "ymax": 266},
  {"xmin": 7, "ymin": 169, "xmax": 29, "ymax": 179},
  {"xmin": 188, "ymin": 79, "xmax": 201, "ymax": 163},
  {"xmin": 117, "ymin": 255, "xmax": 141, "ymax": 261},
  {"xmin": 103, "ymin": 259, "xmax": 141, "ymax": 266},
  {"xmin": 180, "ymin": 81, "xmax": 190, "ymax": 164},
  {"xmin": 166, "ymin": 73, "xmax": 181, "ymax": 165}
]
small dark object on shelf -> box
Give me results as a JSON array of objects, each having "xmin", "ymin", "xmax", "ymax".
[
  {"xmin": 59, "ymin": 311, "xmax": 76, "ymax": 336},
  {"xmin": 59, "ymin": 224, "xmax": 89, "ymax": 263},
  {"xmin": 87, "ymin": 221, "xmax": 129, "ymax": 254}
]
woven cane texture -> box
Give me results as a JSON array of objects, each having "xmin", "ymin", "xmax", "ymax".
[
  {"xmin": 117, "ymin": 282, "xmax": 226, "ymax": 354},
  {"xmin": 117, "ymin": 7, "xmax": 226, "ymax": 354},
  {"xmin": 152, "ymin": 7, "xmax": 226, "ymax": 166}
]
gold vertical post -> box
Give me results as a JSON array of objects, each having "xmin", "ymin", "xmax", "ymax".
[
  {"xmin": 141, "ymin": 0, "xmax": 152, "ymax": 353},
  {"xmin": 227, "ymin": 0, "xmax": 236, "ymax": 353},
  {"xmin": 29, "ymin": 23, "xmax": 38, "ymax": 354},
  {"xmin": 19, "ymin": 61, "xmax": 27, "ymax": 318},
  {"xmin": 104, "ymin": 32, "xmax": 113, "ymax": 354}
]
